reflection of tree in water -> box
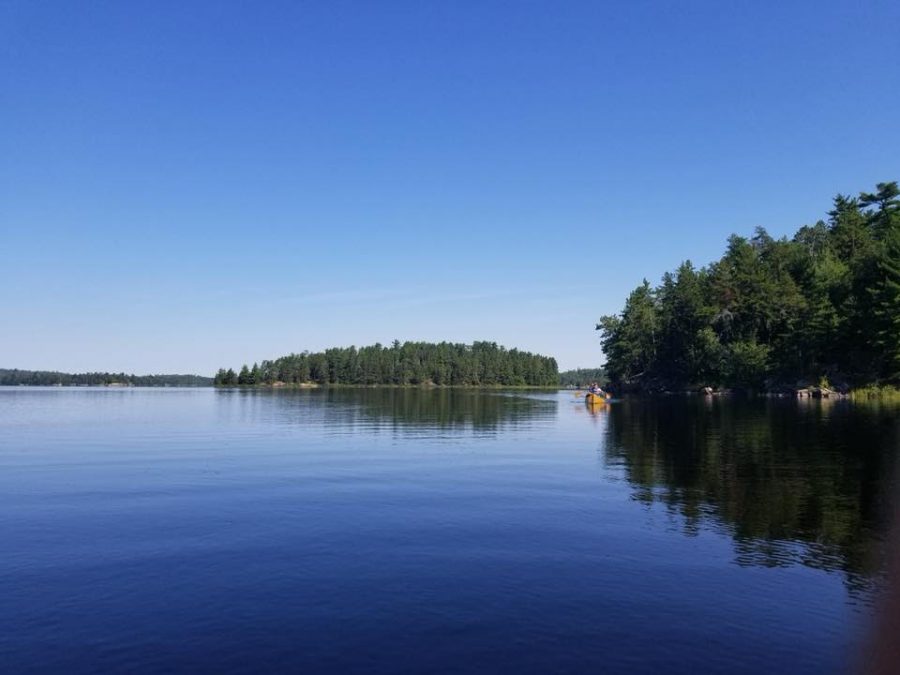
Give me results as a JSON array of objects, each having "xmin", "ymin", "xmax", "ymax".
[
  {"xmin": 604, "ymin": 397, "xmax": 898, "ymax": 592},
  {"xmin": 328, "ymin": 388, "xmax": 557, "ymax": 434},
  {"xmin": 247, "ymin": 387, "xmax": 556, "ymax": 435}
]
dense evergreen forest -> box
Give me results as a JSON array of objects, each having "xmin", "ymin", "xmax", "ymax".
[
  {"xmin": 0, "ymin": 369, "xmax": 212, "ymax": 387},
  {"xmin": 597, "ymin": 181, "xmax": 900, "ymax": 392},
  {"xmin": 215, "ymin": 341, "xmax": 559, "ymax": 387},
  {"xmin": 559, "ymin": 368, "xmax": 607, "ymax": 388}
]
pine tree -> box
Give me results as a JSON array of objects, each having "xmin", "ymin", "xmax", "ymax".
[
  {"xmin": 859, "ymin": 182, "xmax": 900, "ymax": 238},
  {"xmin": 871, "ymin": 225, "xmax": 900, "ymax": 381},
  {"xmin": 237, "ymin": 364, "xmax": 251, "ymax": 385},
  {"xmin": 596, "ymin": 180, "xmax": 898, "ymax": 390}
]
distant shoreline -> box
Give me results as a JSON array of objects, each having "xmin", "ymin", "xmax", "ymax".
[
  {"xmin": 0, "ymin": 368, "xmax": 213, "ymax": 387},
  {"xmin": 569, "ymin": 384, "xmax": 900, "ymax": 400},
  {"xmin": 1, "ymin": 383, "xmax": 211, "ymax": 388},
  {"xmin": 0, "ymin": 382, "xmax": 559, "ymax": 390},
  {"xmin": 214, "ymin": 382, "xmax": 560, "ymax": 390}
]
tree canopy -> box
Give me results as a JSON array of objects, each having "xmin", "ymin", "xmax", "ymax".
[
  {"xmin": 559, "ymin": 368, "xmax": 608, "ymax": 388},
  {"xmin": 215, "ymin": 341, "xmax": 559, "ymax": 387},
  {"xmin": 0, "ymin": 369, "xmax": 212, "ymax": 387},
  {"xmin": 598, "ymin": 181, "xmax": 900, "ymax": 391}
]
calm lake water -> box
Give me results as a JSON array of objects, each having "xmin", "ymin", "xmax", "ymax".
[{"xmin": 1, "ymin": 387, "xmax": 897, "ymax": 674}]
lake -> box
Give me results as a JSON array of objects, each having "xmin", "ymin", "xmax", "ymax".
[{"xmin": 1, "ymin": 387, "xmax": 896, "ymax": 673}]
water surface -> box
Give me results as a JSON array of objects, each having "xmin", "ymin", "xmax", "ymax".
[{"xmin": 1, "ymin": 388, "xmax": 896, "ymax": 673}]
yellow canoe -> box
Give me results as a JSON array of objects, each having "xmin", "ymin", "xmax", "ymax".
[{"xmin": 585, "ymin": 392, "xmax": 610, "ymax": 405}]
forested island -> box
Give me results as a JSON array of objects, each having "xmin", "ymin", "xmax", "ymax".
[
  {"xmin": 0, "ymin": 369, "xmax": 212, "ymax": 387},
  {"xmin": 214, "ymin": 341, "xmax": 559, "ymax": 387},
  {"xmin": 598, "ymin": 181, "xmax": 900, "ymax": 394}
]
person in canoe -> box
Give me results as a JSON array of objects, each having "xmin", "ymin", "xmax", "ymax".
[{"xmin": 584, "ymin": 382, "xmax": 609, "ymax": 405}]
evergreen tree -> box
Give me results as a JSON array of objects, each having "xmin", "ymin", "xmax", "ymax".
[
  {"xmin": 597, "ymin": 180, "xmax": 899, "ymax": 390},
  {"xmin": 237, "ymin": 364, "xmax": 251, "ymax": 385},
  {"xmin": 859, "ymin": 181, "xmax": 900, "ymax": 237},
  {"xmin": 215, "ymin": 342, "xmax": 558, "ymax": 387},
  {"xmin": 597, "ymin": 280, "xmax": 658, "ymax": 384},
  {"xmin": 870, "ymin": 225, "xmax": 900, "ymax": 381}
]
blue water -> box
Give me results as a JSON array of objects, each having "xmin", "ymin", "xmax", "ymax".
[{"xmin": 0, "ymin": 388, "xmax": 894, "ymax": 673}]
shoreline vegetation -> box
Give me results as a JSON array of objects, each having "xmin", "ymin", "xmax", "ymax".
[
  {"xmin": 215, "ymin": 341, "xmax": 559, "ymax": 388},
  {"xmin": 597, "ymin": 181, "xmax": 900, "ymax": 399},
  {"xmin": 559, "ymin": 368, "xmax": 608, "ymax": 388},
  {"xmin": 0, "ymin": 369, "xmax": 212, "ymax": 387},
  {"xmin": 222, "ymin": 382, "xmax": 560, "ymax": 390}
]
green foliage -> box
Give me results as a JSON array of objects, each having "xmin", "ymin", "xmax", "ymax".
[
  {"xmin": 1, "ymin": 369, "xmax": 212, "ymax": 387},
  {"xmin": 723, "ymin": 341, "xmax": 770, "ymax": 389},
  {"xmin": 214, "ymin": 368, "xmax": 237, "ymax": 385},
  {"xmin": 216, "ymin": 341, "xmax": 559, "ymax": 387},
  {"xmin": 859, "ymin": 182, "xmax": 900, "ymax": 237},
  {"xmin": 597, "ymin": 280, "xmax": 658, "ymax": 384},
  {"xmin": 598, "ymin": 180, "xmax": 900, "ymax": 390},
  {"xmin": 559, "ymin": 368, "xmax": 607, "ymax": 388},
  {"xmin": 870, "ymin": 224, "xmax": 900, "ymax": 379},
  {"xmin": 849, "ymin": 384, "xmax": 900, "ymax": 401},
  {"xmin": 237, "ymin": 364, "xmax": 251, "ymax": 385}
]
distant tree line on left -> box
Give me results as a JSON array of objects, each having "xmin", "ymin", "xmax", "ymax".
[{"xmin": 0, "ymin": 369, "xmax": 213, "ymax": 387}]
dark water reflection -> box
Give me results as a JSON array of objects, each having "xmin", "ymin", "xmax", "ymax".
[
  {"xmin": 603, "ymin": 397, "xmax": 898, "ymax": 597},
  {"xmin": 1, "ymin": 387, "xmax": 897, "ymax": 674},
  {"xmin": 243, "ymin": 387, "xmax": 558, "ymax": 435}
]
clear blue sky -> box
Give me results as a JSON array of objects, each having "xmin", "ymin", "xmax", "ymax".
[{"xmin": 2, "ymin": 1, "xmax": 898, "ymax": 375}]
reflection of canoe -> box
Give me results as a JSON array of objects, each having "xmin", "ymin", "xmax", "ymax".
[{"xmin": 585, "ymin": 392, "xmax": 610, "ymax": 405}]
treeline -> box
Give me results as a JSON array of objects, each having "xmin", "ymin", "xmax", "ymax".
[
  {"xmin": 0, "ymin": 369, "xmax": 212, "ymax": 387},
  {"xmin": 598, "ymin": 181, "xmax": 900, "ymax": 391},
  {"xmin": 215, "ymin": 341, "xmax": 559, "ymax": 387},
  {"xmin": 559, "ymin": 368, "xmax": 607, "ymax": 388}
]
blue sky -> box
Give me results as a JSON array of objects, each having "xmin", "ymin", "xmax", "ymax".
[{"xmin": 2, "ymin": 0, "xmax": 898, "ymax": 374}]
